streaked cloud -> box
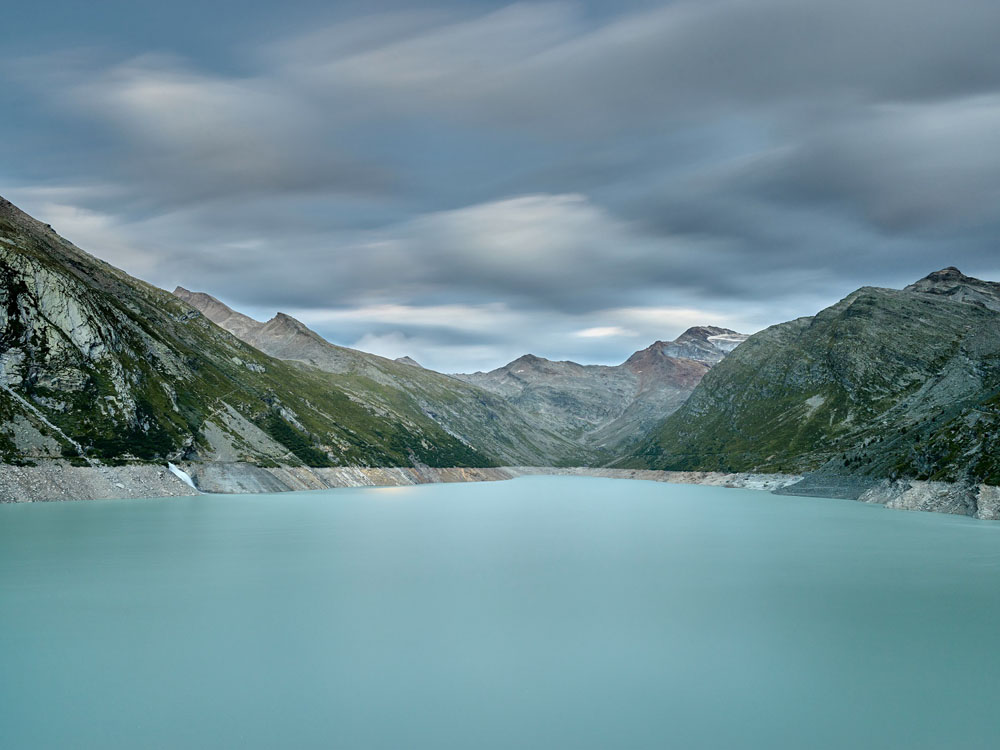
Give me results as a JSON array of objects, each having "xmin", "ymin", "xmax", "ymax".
[
  {"xmin": 4, "ymin": 0, "xmax": 1000, "ymax": 369},
  {"xmin": 575, "ymin": 326, "xmax": 636, "ymax": 339}
]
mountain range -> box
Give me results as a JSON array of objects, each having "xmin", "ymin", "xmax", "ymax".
[
  {"xmin": 172, "ymin": 286, "xmax": 586, "ymax": 466},
  {"xmin": 173, "ymin": 291, "xmax": 740, "ymax": 463},
  {"xmin": 0, "ymin": 196, "xmax": 502, "ymax": 472},
  {"xmin": 0, "ymin": 194, "xmax": 733, "ymax": 480},
  {"xmin": 628, "ymin": 266, "xmax": 1000, "ymax": 495},
  {"xmin": 4, "ymin": 192, "xmax": 1000, "ymax": 514},
  {"xmin": 454, "ymin": 327, "xmax": 745, "ymax": 453}
]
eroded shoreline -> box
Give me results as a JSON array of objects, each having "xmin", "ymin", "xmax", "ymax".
[{"xmin": 2, "ymin": 461, "xmax": 998, "ymax": 520}]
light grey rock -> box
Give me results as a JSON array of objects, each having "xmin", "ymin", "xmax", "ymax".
[
  {"xmin": 976, "ymin": 485, "xmax": 1000, "ymax": 521},
  {"xmin": 0, "ymin": 461, "xmax": 198, "ymax": 502},
  {"xmin": 859, "ymin": 479, "xmax": 978, "ymax": 516}
]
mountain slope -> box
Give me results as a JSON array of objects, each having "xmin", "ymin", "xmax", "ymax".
[
  {"xmin": 629, "ymin": 269, "xmax": 1000, "ymax": 486},
  {"xmin": 455, "ymin": 327, "xmax": 744, "ymax": 451},
  {"xmin": 173, "ymin": 288, "xmax": 586, "ymax": 465},
  {"xmin": 0, "ymin": 196, "xmax": 502, "ymax": 470}
]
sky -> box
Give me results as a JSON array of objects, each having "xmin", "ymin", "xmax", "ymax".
[{"xmin": 3, "ymin": 0, "xmax": 1000, "ymax": 372}]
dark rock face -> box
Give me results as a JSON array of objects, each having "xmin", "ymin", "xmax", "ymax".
[{"xmin": 630, "ymin": 270, "xmax": 1000, "ymax": 491}]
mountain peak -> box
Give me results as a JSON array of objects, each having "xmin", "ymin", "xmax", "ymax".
[
  {"xmin": 905, "ymin": 267, "xmax": 1000, "ymax": 312},
  {"xmin": 261, "ymin": 312, "xmax": 326, "ymax": 342},
  {"xmin": 915, "ymin": 266, "xmax": 970, "ymax": 283},
  {"xmin": 509, "ymin": 353, "xmax": 548, "ymax": 367},
  {"xmin": 627, "ymin": 326, "xmax": 748, "ymax": 366},
  {"xmin": 675, "ymin": 325, "xmax": 739, "ymax": 341},
  {"xmin": 173, "ymin": 287, "xmax": 264, "ymax": 339}
]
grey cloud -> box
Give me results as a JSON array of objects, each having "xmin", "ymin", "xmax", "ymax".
[
  {"xmin": 741, "ymin": 97, "xmax": 1000, "ymax": 231},
  {"xmin": 88, "ymin": 192, "xmax": 725, "ymax": 314},
  {"xmin": 40, "ymin": 56, "xmax": 396, "ymax": 207},
  {"xmin": 271, "ymin": 0, "xmax": 1000, "ymax": 134},
  {"xmin": 5, "ymin": 0, "xmax": 1000, "ymax": 370}
]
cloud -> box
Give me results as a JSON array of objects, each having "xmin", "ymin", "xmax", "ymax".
[
  {"xmin": 5, "ymin": 0, "xmax": 1000, "ymax": 370},
  {"xmin": 26, "ymin": 189, "xmax": 722, "ymax": 318},
  {"xmin": 267, "ymin": 0, "xmax": 1000, "ymax": 134},
  {"xmin": 34, "ymin": 56, "xmax": 394, "ymax": 207},
  {"xmin": 575, "ymin": 326, "xmax": 637, "ymax": 339},
  {"xmin": 350, "ymin": 332, "xmax": 504, "ymax": 373},
  {"xmin": 741, "ymin": 95, "xmax": 1000, "ymax": 231},
  {"xmin": 287, "ymin": 299, "xmax": 767, "ymax": 372}
]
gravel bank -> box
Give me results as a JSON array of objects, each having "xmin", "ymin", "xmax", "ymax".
[{"xmin": 0, "ymin": 460, "xmax": 199, "ymax": 502}]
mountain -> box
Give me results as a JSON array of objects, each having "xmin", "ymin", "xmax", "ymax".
[
  {"xmin": 0, "ymin": 195, "xmax": 526, "ymax": 472},
  {"xmin": 629, "ymin": 268, "xmax": 1000, "ymax": 490},
  {"xmin": 455, "ymin": 327, "xmax": 745, "ymax": 452},
  {"xmin": 903, "ymin": 266, "xmax": 1000, "ymax": 312},
  {"xmin": 172, "ymin": 288, "xmax": 584, "ymax": 465},
  {"xmin": 633, "ymin": 326, "xmax": 748, "ymax": 365}
]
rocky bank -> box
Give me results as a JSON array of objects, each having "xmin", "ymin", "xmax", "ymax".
[{"xmin": 4, "ymin": 462, "xmax": 998, "ymax": 521}]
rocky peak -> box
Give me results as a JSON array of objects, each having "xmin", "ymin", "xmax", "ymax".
[
  {"xmin": 922, "ymin": 266, "xmax": 968, "ymax": 281},
  {"xmin": 626, "ymin": 326, "xmax": 748, "ymax": 366},
  {"xmin": 265, "ymin": 312, "xmax": 310, "ymax": 332},
  {"xmin": 173, "ymin": 287, "xmax": 263, "ymax": 340},
  {"xmin": 394, "ymin": 356, "xmax": 423, "ymax": 368},
  {"xmin": 506, "ymin": 354, "xmax": 549, "ymax": 370},
  {"xmin": 174, "ymin": 287, "xmax": 226, "ymax": 318},
  {"xmin": 258, "ymin": 313, "xmax": 336, "ymax": 352},
  {"xmin": 904, "ymin": 268, "xmax": 1000, "ymax": 312}
]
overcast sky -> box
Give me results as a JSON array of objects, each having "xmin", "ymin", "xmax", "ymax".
[{"xmin": 4, "ymin": 0, "xmax": 1000, "ymax": 371}]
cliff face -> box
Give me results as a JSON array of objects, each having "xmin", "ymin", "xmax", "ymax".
[
  {"xmin": 630, "ymin": 269, "xmax": 1000, "ymax": 490},
  {"xmin": 0, "ymin": 195, "xmax": 501, "ymax": 471}
]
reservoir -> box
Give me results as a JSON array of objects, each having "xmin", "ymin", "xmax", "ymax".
[{"xmin": 3, "ymin": 476, "xmax": 1000, "ymax": 749}]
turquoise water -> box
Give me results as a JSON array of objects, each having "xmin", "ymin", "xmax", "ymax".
[{"xmin": 3, "ymin": 476, "xmax": 1000, "ymax": 749}]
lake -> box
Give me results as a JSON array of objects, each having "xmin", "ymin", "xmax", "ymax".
[{"xmin": 3, "ymin": 476, "xmax": 1000, "ymax": 749}]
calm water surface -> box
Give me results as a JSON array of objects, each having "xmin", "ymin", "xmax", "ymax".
[{"xmin": 3, "ymin": 476, "xmax": 1000, "ymax": 749}]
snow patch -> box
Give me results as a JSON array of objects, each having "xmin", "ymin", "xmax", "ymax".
[
  {"xmin": 707, "ymin": 333, "xmax": 749, "ymax": 353},
  {"xmin": 168, "ymin": 463, "xmax": 198, "ymax": 491}
]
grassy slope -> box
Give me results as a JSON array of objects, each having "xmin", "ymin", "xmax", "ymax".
[
  {"xmin": 628, "ymin": 287, "xmax": 1000, "ymax": 483},
  {"xmin": 0, "ymin": 200, "xmax": 492, "ymax": 468}
]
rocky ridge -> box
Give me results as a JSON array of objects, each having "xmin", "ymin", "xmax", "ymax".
[
  {"xmin": 173, "ymin": 288, "xmax": 586, "ymax": 465},
  {"xmin": 454, "ymin": 327, "xmax": 744, "ymax": 453}
]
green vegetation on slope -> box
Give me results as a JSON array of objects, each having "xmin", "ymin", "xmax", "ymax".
[
  {"xmin": 0, "ymin": 196, "xmax": 491, "ymax": 468},
  {"xmin": 629, "ymin": 283, "xmax": 1000, "ymax": 485}
]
